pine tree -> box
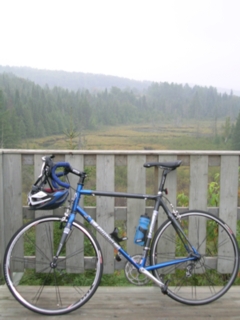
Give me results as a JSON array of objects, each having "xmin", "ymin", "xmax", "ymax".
[
  {"xmin": 231, "ymin": 112, "xmax": 240, "ymax": 150},
  {"xmin": 0, "ymin": 89, "xmax": 8, "ymax": 148}
]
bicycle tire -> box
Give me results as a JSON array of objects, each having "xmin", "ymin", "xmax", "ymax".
[
  {"xmin": 3, "ymin": 215, "xmax": 103, "ymax": 315},
  {"xmin": 150, "ymin": 210, "xmax": 239, "ymax": 305}
]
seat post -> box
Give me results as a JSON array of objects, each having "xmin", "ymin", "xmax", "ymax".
[{"xmin": 159, "ymin": 168, "xmax": 172, "ymax": 192}]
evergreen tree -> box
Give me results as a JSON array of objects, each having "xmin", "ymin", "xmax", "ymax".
[
  {"xmin": 2, "ymin": 72, "xmax": 240, "ymax": 148},
  {"xmin": 8, "ymin": 110, "xmax": 21, "ymax": 147},
  {"xmin": 221, "ymin": 116, "xmax": 232, "ymax": 143},
  {"xmin": 0, "ymin": 89, "xmax": 8, "ymax": 147},
  {"xmin": 231, "ymin": 112, "xmax": 240, "ymax": 150}
]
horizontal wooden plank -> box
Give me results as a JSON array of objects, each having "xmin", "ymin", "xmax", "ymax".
[
  {"xmin": 21, "ymin": 206, "xmax": 240, "ymax": 221},
  {"xmin": 13, "ymin": 254, "xmax": 219, "ymax": 273},
  {"xmin": 2, "ymin": 149, "xmax": 240, "ymax": 156},
  {"xmin": 1, "ymin": 286, "xmax": 240, "ymax": 320}
]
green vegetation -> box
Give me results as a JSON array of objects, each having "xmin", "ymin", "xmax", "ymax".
[
  {"xmin": 21, "ymin": 121, "xmax": 235, "ymax": 151},
  {"xmin": 232, "ymin": 112, "xmax": 240, "ymax": 149},
  {"xmin": 1, "ymin": 72, "xmax": 240, "ymax": 149}
]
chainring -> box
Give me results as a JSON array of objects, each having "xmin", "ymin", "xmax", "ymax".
[{"xmin": 124, "ymin": 254, "xmax": 151, "ymax": 286}]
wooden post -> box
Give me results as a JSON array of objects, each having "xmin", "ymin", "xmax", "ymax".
[
  {"xmin": 127, "ymin": 155, "xmax": 146, "ymax": 256},
  {"xmin": 65, "ymin": 153, "xmax": 85, "ymax": 272},
  {"xmin": 218, "ymin": 155, "xmax": 239, "ymax": 273},
  {"xmin": 189, "ymin": 155, "xmax": 208, "ymax": 211},
  {"xmin": 2, "ymin": 154, "xmax": 23, "ymax": 274},
  {"xmin": 156, "ymin": 155, "xmax": 178, "ymax": 269},
  {"xmin": 96, "ymin": 154, "xmax": 115, "ymax": 273},
  {"xmin": 0, "ymin": 151, "xmax": 4, "ymax": 276},
  {"xmin": 3, "ymin": 154, "xmax": 22, "ymax": 247},
  {"xmin": 188, "ymin": 155, "xmax": 208, "ymax": 266},
  {"xmin": 219, "ymin": 155, "xmax": 239, "ymax": 233}
]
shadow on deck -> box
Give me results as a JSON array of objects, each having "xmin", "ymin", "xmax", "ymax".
[{"xmin": 1, "ymin": 286, "xmax": 240, "ymax": 320}]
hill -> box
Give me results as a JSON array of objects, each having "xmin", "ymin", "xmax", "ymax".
[
  {"xmin": 1, "ymin": 65, "xmax": 240, "ymax": 97},
  {"xmin": 0, "ymin": 65, "xmax": 151, "ymax": 92}
]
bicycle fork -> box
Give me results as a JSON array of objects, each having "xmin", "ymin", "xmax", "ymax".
[
  {"xmin": 50, "ymin": 211, "xmax": 76, "ymax": 267},
  {"xmin": 158, "ymin": 196, "xmax": 201, "ymax": 258}
]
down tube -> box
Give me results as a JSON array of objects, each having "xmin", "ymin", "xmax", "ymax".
[{"xmin": 76, "ymin": 205, "xmax": 141, "ymax": 269}]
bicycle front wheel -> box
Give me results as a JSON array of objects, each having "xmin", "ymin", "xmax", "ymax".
[
  {"xmin": 3, "ymin": 215, "xmax": 103, "ymax": 315},
  {"xmin": 150, "ymin": 210, "xmax": 239, "ymax": 305}
]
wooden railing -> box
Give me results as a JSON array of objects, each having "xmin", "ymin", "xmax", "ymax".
[{"xmin": 0, "ymin": 149, "xmax": 240, "ymax": 276}]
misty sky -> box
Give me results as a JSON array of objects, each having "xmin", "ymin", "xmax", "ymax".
[{"xmin": 1, "ymin": 0, "xmax": 240, "ymax": 91}]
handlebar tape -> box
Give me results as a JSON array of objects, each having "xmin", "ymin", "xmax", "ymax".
[{"xmin": 51, "ymin": 162, "xmax": 71, "ymax": 188}]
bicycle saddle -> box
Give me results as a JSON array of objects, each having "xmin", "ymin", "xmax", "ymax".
[{"xmin": 143, "ymin": 160, "xmax": 182, "ymax": 170}]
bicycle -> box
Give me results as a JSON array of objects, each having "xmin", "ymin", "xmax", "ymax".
[{"xmin": 3, "ymin": 155, "xmax": 240, "ymax": 315}]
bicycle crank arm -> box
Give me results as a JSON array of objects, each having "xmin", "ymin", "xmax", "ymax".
[{"xmin": 139, "ymin": 267, "xmax": 168, "ymax": 293}]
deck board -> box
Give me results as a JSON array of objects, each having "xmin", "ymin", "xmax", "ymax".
[{"xmin": 1, "ymin": 286, "xmax": 240, "ymax": 319}]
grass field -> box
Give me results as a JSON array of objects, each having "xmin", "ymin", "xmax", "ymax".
[{"xmin": 22, "ymin": 119, "xmax": 229, "ymax": 150}]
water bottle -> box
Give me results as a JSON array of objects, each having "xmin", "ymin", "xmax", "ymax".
[{"xmin": 134, "ymin": 214, "xmax": 150, "ymax": 246}]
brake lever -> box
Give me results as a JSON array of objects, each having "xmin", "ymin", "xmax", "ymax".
[{"xmin": 39, "ymin": 155, "xmax": 55, "ymax": 178}]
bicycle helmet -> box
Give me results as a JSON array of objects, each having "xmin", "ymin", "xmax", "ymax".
[{"xmin": 28, "ymin": 185, "xmax": 69, "ymax": 210}]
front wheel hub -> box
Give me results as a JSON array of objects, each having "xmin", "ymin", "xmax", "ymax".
[{"xmin": 50, "ymin": 261, "xmax": 57, "ymax": 269}]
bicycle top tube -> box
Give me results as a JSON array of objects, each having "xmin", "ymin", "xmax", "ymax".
[
  {"xmin": 47, "ymin": 156, "xmax": 182, "ymax": 196},
  {"xmin": 38, "ymin": 156, "xmax": 182, "ymax": 207},
  {"xmin": 81, "ymin": 189, "xmax": 158, "ymax": 200}
]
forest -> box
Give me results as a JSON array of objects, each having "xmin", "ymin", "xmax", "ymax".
[
  {"xmin": 0, "ymin": 65, "xmax": 151, "ymax": 91},
  {"xmin": 1, "ymin": 71, "xmax": 240, "ymax": 149}
]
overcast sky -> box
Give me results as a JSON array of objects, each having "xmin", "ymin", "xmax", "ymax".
[{"xmin": 1, "ymin": 0, "xmax": 240, "ymax": 91}]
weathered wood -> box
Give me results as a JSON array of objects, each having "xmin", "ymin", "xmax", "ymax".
[
  {"xmin": 2, "ymin": 149, "xmax": 240, "ymax": 155},
  {"xmin": 96, "ymin": 155, "xmax": 115, "ymax": 273},
  {"xmin": 188, "ymin": 156, "xmax": 208, "ymax": 261},
  {"xmin": 1, "ymin": 286, "xmax": 240, "ymax": 320},
  {"xmin": 0, "ymin": 152, "xmax": 4, "ymax": 273},
  {"xmin": 1, "ymin": 150, "xmax": 240, "ymax": 278},
  {"xmin": 3, "ymin": 154, "xmax": 22, "ymax": 246},
  {"xmin": 218, "ymin": 155, "xmax": 239, "ymax": 273},
  {"xmin": 64, "ymin": 154, "xmax": 85, "ymax": 272},
  {"xmin": 156, "ymin": 155, "xmax": 178, "ymax": 269},
  {"xmin": 189, "ymin": 155, "xmax": 208, "ymax": 210},
  {"xmin": 21, "ymin": 206, "xmax": 240, "ymax": 225},
  {"xmin": 219, "ymin": 155, "xmax": 239, "ymax": 233},
  {"xmin": 127, "ymin": 155, "xmax": 146, "ymax": 255},
  {"xmin": 22, "ymin": 154, "xmax": 34, "ymax": 165}
]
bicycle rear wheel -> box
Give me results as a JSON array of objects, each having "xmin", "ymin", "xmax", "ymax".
[
  {"xmin": 3, "ymin": 215, "xmax": 103, "ymax": 315},
  {"xmin": 150, "ymin": 210, "xmax": 239, "ymax": 305}
]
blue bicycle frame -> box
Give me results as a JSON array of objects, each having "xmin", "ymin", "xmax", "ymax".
[
  {"xmin": 51, "ymin": 160, "xmax": 200, "ymax": 289},
  {"xmin": 63, "ymin": 185, "xmax": 198, "ymax": 288}
]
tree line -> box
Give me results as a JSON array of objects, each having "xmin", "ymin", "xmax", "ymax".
[
  {"xmin": 1, "ymin": 72, "xmax": 240, "ymax": 149},
  {"xmin": 0, "ymin": 65, "xmax": 151, "ymax": 91}
]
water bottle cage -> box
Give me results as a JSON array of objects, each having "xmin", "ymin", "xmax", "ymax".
[{"xmin": 134, "ymin": 227, "xmax": 147, "ymax": 244}]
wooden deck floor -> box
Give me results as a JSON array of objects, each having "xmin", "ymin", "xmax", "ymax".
[{"xmin": 1, "ymin": 285, "xmax": 240, "ymax": 320}]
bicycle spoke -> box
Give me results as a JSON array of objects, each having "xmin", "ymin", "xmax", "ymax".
[
  {"xmin": 151, "ymin": 211, "xmax": 239, "ymax": 305},
  {"xmin": 4, "ymin": 216, "xmax": 103, "ymax": 315}
]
